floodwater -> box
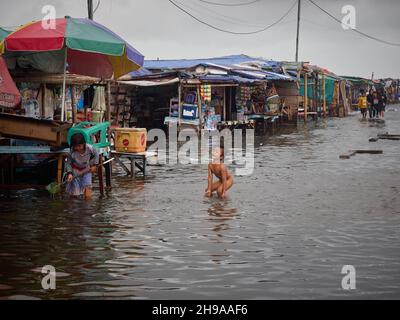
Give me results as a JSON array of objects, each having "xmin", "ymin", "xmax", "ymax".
[{"xmin": 1, "ymin": 106, "xmax": 400, "ymax": 299}]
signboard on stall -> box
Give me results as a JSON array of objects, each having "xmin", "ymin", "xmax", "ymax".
[
  {"xmin": 0, "ymin": 56, "xmax": 20, "ymax": 108},
  {"xmin": 182, "ymin": 104, "xmax": 198, "ymax": 120}
]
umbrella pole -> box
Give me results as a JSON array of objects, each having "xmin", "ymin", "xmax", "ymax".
[{"xmin": 61, "ymin": 48, "xmax": 68, "ymax": 122}]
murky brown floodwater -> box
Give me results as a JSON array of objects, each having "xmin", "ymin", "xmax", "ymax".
[{"xmin": 1, "ymin": 106, "xmax": 400, "ymax": 299}]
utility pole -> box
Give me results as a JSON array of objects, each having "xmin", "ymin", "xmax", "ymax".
[
  {"xmin": 87, "ymin": 0, "xmax": 94, "ymax": 20},
  {"xmin": 295, "ymin": 0, "xmax": 301, "ymax": 62}
]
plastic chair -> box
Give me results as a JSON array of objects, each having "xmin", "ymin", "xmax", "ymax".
[{"xmin": 67, "ymin": 121, "xmax": 110, "ymax": 149}]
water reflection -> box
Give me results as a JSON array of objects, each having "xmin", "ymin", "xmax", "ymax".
[{"xmin": 207, "ymin": 201, "xmax": 237, "ymax": 240}]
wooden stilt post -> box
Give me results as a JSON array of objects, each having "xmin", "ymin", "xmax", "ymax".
[
  {"xmin": 197, "ymin": 84, "xmax": 203, "ymax": 130},
  {"xmin": 322, "ymin": 74, "xmax": 327, "ymax": 117},
  {"xmin": 228, "ymin": 87, "xmax": 232, "ymax": 121},
  {"xmin": 304, "ymin": 72, "xmax": 308, "ymax": 122},
  {"xmin": 223, "ymin": 87, "xmax": 226, "ymax": 121},
  {"xmin": 84, "ymin": 105, "xmax": 88, "ymax": 121},
  {"xmin": 98, "ymin": 154, "xmax": 104, "ymax": 195},
  {"xmin": 71, "ymin": 85, "xmax": 77, "ymax": 123},
  {"xmin": 41, "ymin": 84, "xmax": 46, "ymax": 118},
  {"xmin": 105, "ymin": 156, "xmax": 112, "ymax": 190},
  {"xmin": 178, "ymin": 82, "xmax": 182, "ymax": 126},
  {"xmin": 314, "ymin": 72, "xmax": 318, "ymax": 115},
  {"xmin": 57, "ymin": 154, "xmax": 63, "ymax": 183},
  {"xmin": 348, "ymin": 86, "xmax": 352, "ymax": 114},
  {"xmin": 130, "ymin": 158, "xmax": 135, "ymax": 179},
  {"xmin": 312, "ymin": 73, "xmax": 315, "ymax": 114},
  {"xmin": 61, "ymin": 49, "xmax": 68, "ymax": 122}
]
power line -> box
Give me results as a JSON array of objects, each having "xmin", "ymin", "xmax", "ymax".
[
  {"xmin": 307, "ymin": 0, "xmax": 400, "ymax": 47},
  {"xmin": 168, "ymin": 0, "xmax": 297, "ymax": 35},
  {"xmin": 93, "ymin": 0, "xmax": 101, "ymax": 14},
  {"xmin": 186, "ymin": 1, "xmax": 297, "ymax": 29},
  {"xmin": 181, "ymin": 0, "xmax": 278, "ymax": 28},
  {"xmin": 198, "ymin": 0, "xmax": 261, "ymax": 6}
]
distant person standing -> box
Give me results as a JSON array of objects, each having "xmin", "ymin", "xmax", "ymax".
[
  {"xmin": 367, "ymin": 89, "xmax": 374, "ymax": 118},
  {"xmin": 358, "ymin": 90, "xmax": 368, "ymax": 119},
  {"xmin": 371, "ymin": 91, "xmax": 379, "ymax": 118},
  {"xmin": 378, "ymin": 89, "xmax": 387, "ymax": 119}
]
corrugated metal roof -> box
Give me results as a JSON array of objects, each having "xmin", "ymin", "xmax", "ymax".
[{"xmin": 340, "ymin": 76, "xmax": 373, "ymax": 84}]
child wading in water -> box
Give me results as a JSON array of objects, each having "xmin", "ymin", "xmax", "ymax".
[
  {"xmin": 65, "ymin": 133, "xmax": 99, "ymax": 199},
  {"xmin": 204, "ymin": 147, "xmax": 233, "ymax": 199}
]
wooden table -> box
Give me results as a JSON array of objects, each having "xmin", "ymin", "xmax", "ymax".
[{"xmin": 111, "ymin": 150, "xmax": 157, "ymax": 178}]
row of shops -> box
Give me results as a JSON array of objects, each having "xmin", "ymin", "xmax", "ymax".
[
  {"xmin": 3, "ymin": 52, "xmax": 397, "ymax": 136},
  {"xmin": 112, "ymin": 55, "xmax": 399, "ymax": 134},
  {"xmin": 115, "ymin": 59, "xmax": 298, "ymax": 135}
]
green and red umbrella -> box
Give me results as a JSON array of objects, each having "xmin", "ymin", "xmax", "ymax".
[{"xmin": 0, "ymin": 16, "xmax": 144, "ymax": 79}]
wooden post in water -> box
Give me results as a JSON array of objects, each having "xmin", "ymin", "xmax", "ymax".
[
  {"xmin": 98, "ymin": 154, "xmax": 104, "ymax": 195},
  {"xmin": 313, "ymin": 72, "xmax": 317, "ymax": 114},
  {"xmin": 322, "ymin": 74, "xmax": 326, "ymax": 117},
  {"xmin": 105, "ymin": 156, "xmax": 112, "ymax": 190},
  {"xmin": 348, "ymin": 85, "xmax": 352, "ymax": 114},
  {"xmin": 304, "ymin": 72, "xmax": 308, "ymax": 122},
  {"xmin": 56, "ymin": 154, "xmax": 63, "ymax": 183},
  {"xmin": 223, "ymin": 87, "xmax": 226, "ymax": 121},
  {"xmin": 178, "ymin": 82, "xmax": 182, "ymax": 126},
  {"xmin": 228, "ymin": 87, "xmax": 232, "ymax": 121},
  {"xmin": 197, "ymin": 84, "xmax": 202, "ymax": 131}
]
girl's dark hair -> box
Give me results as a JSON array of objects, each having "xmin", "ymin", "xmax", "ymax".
[{"xmin": 70, "ymin": 133, "xmax": 86, "ymax": 148}]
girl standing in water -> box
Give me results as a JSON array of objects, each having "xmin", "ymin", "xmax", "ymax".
[{"xmin": 65, "ymin": 133, "xmax": 99, "ymax": 199}]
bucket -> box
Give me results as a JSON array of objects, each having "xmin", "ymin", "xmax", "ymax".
[{"xmin": 115, "ymin": 128, "xmax": 147, "ymax": 153}]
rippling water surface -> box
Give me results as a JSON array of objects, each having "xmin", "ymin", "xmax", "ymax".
[{"xmin": 1, "ymin": 107, "xmax": 400, "ymax": 299}]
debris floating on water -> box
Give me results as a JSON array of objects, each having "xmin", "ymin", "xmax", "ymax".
[{"xmin": 340, "ymin": 150, "xmax": 383, "ymax": 159}]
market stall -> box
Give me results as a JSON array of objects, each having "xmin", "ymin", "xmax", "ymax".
[
  {"xmin": 116, "ymin": 71, "xmax": 183, "ymax": 130},
  {"xmin": 0, "ymin": 17, "xmax": 144, "ymax": 190}
]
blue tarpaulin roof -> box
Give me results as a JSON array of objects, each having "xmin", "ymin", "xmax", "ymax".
[
  {"xmin": 128, "ymin": 67, "xmax": 152, "ymax": 77},
  {"xmin": 197, "ymin": 74, "xmax": 260, "ymax": 84},
  {"xmin": 142, "ymin": 54, "xmax": 294, "ymax": 82},
  {"xmin": 232, "ymin": 69, "xmax": 294, "ymax": 81},
  {"xmin": 144, "ymin": 54, "xmax": 280, "ymax": 70}
]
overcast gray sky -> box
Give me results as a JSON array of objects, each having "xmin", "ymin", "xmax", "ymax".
[{"xmin": 1, "ymin": 0, "xmax": 399, "ymax": 78}]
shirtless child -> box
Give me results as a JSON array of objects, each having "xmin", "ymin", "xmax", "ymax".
[{"xmin": 204, "ymin": 147, "xmax": 233, "ymax": 199}]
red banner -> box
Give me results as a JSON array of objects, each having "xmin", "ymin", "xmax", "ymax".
[{"xmin": 0, "ymin": 57, "xmax": 20, "ymax": 108}]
